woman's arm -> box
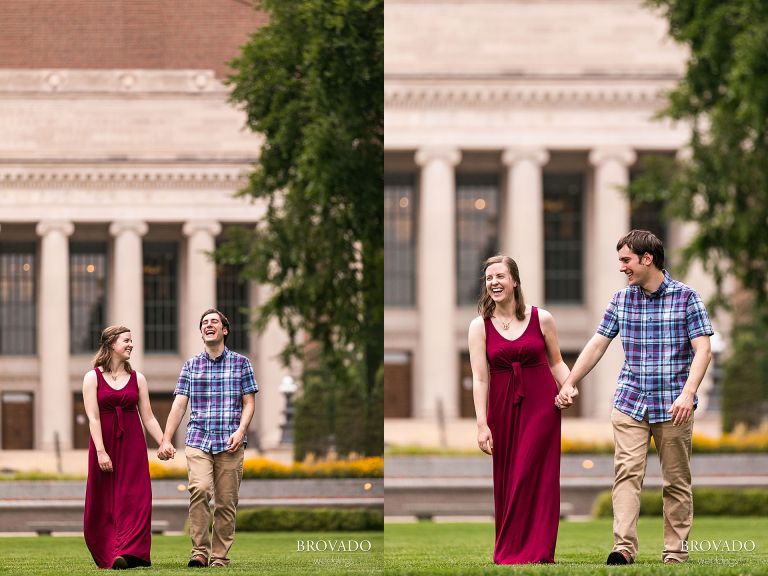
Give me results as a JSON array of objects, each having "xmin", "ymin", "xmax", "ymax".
[
  {"xmin": 83, "ymin": 370, "xmax": 113, "ymax": 472},
  {"xmin": 136, "ymin": 372, "xmax": 165, "ymax": 447},
  {"xmin": 469, "ymin": 316, "xmax": 493, "ymax": 455},
  {"xmin": 539, "ymin": 308, "xmax": 571, "ymax": 390}
]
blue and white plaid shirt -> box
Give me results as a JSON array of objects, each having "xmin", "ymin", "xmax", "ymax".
[
  {"xmin": 175, "ymin": 347, "xmax": 258, "ymax": 453},
  {"xmin": 597, "ymin": 270, "xmax": 713, "ymax": 423}
]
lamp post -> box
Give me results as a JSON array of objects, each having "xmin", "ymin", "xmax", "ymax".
[
  {"xmin": 279, "ymin": 375, "xmax": 298, "ymax": 445},
  {"xmin": 706, "ymin": 332, "xmax": 726, "ymax": 413}
]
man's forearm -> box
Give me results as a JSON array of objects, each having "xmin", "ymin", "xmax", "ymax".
[
  {"xmin": 566, "ymin": 335, "xmax": 611, "ymax": 387},
  {"xmin": 162, "ymin": 402, "xmax": 186, "ymax": 442},
  {"xmin": 683, "ymin": 347, "xmax": 712, "ymax": 395},
  {"xmin": 237, "ymin": 395, "xmax": 256, "ymax": 434}
]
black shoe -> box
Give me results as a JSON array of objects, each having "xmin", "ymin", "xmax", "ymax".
[
  {"xmin": 187, "ymin": 555, "xmax": 208, "ymax": 568},
  {"xmin": 607, "ymin": 550, "xmax": 631, "ymax": 565},
  {"xmin": 111, "ymin": 556, "xmax": 128, "ymax": 570}
]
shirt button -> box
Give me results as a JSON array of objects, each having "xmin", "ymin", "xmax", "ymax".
[{"xmin": 647, "ymin": 315, "xmax": 653, "ymax": 321}]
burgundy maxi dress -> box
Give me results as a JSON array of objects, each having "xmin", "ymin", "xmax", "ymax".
[
  {"xmin": 84, "ymin": 369, "xmax": 152, "ymax": 568},
  {"xmin": 485, "ymin": 306, "xmax": 561, "ymax": 564}
]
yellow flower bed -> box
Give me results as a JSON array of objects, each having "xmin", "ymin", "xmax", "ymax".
[
  {"xmin": 560, "ymin": 437, "xmax": 614, "ymax": 454},
  {"xmin": 690, "ymin": 426, "xmax": 768, "ymax": 453},
  {"xmin": 562, "ymin": 425, "xmax": 768, "ymax": 454},
  {"xmin": 149, "ymin": 456, "xmax": 383, "ymax": 480}
]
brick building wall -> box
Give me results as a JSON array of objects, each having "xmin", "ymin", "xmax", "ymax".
[{"xmin": 0, "ymin": 0, "xmax": 267, "ymax": 77}]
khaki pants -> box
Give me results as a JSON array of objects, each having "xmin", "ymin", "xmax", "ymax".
[
  {"xmin": 611, "ymin": 408, "xmax": 693, "ymax": 563},
  {"xmin": 186, "ymin": 445, "xmax": 245, "ymax": 565}
]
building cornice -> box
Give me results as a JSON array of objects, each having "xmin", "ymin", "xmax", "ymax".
[
  {"xmin": 0, "ymin": 167, "xmax": 248, "ymax": 189},
  {"xmin": 385, "ymin": 76, "xmax": 677, "ymax": 109},
  {"xmin": 0, "ymin": 69, "xmax": 228, "ymax": 95}
]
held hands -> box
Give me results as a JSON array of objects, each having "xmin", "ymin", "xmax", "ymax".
[
  {"xmin": 555, "ymin": 383, "xmax": 579, "ymax": 410},
  {"xmin": 668, "ymin": 390, "xmax": 694, "ymax": 426},
  {"xmin": 225, "ymin": 429, "xmax": 245, "ymax": 453},
  {"xmin": 97, "ymin": 450, "xmax": 113, "ymax": 473},
  {"xmin": 477, "ymin": 423, "xmax": 493, "ymax": 456},
  {"xmin": 157, "ymin": 439, "xmax": 176, "ymax": 461}
]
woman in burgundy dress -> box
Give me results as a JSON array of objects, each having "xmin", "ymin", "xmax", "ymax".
[
  {"xmin": 468, "ymin": 255, "xmax": 570, "ymax": 564},
  {"xmin": 83, "ymin": 325, "xmax": 175, "ymax": 569}
]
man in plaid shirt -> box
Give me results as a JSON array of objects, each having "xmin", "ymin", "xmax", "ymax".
[
  {"xmin": 556, "ymin": 230, "xmax": 713, "ymax": 566},
  {"xmin": 159, "ymin": 308, "xmax": 258, "ymax": 568}
]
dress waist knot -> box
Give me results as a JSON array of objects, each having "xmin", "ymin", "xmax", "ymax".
[{"xmin": 100, "ymin": 406, "xmax": 137, "ymax": 438}]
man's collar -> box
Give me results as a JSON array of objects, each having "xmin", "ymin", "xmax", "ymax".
[
  {"xmin": 640, "ymin": 270, "xmax": 671, "ymax": 298},
  {"xmin": 204, "ymin": 346, "xmax": 229, "ymax": 362}
]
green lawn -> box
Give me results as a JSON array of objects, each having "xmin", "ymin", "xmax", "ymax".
[
  {"xmin": 384, "ymin": 518, "xmax": 768, "ymax": 575},
  {"xmin": 0, "ymin": 532, "xmax": 382, "ymax": 575}
]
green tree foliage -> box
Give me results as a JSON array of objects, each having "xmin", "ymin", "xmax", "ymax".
[
  {"xmin": 221, "ymin": 0, "xmax": 383, "ymax": 456},
  {"xmin": 293, "ymin": 373, "xmax": 334, "ymax": 461},
  {"xmin": 630, "ymin": 1, "xmax": 768, "ymax": 429},
  {"xmin": 631, "ymin": 1, "xmax": 768, "ymax": 306},
  {"xmin": 721, "ymin": 308, "xmax": 768, "ymax": 432}
]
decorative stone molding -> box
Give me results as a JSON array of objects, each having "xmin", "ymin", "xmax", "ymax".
[
  {"xmin": 0, "ymin": 70, "xmax": 226, "ymax": 95},
  {"xmin": 385, "ymin": 82, "xmax": 672, "ymax": 110},
  {"xmin": 0, "ymin": 168, "xmax": 248, "ymax": 189},
  {"xmin": 182, "ymin": 220, "xmax": 223, "ymax": 238},
  {"xmin": 414, "ymin": 146, "xmax": 462, "ymax": 167},
  {"xmin": 0, "ymin": 190, "xmax": 262, "ymax": 217},
  {"xmin": 109, "ymin": 221, "xmax": 149, "ymax": 238},
  {"xmin": 588, "ymin": 147, "xmax": 637, "ymax": 167},
  {"xmin": 501, "ymin": 147, "xmax": 550, "ymax": 167}
]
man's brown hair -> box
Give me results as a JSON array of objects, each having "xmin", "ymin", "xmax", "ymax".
[{"xmin": 616, "ymin": 229, "xmax": 665, "ymax": 270}]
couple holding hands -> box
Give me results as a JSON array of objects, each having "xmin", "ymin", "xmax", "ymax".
[
  {"xmin": 82, "ymin": 308, "xmax": 258, "ymax": 569},
  {"xmin": 469, "ymin": 230, "xmax": 713, "ymax": 565}
]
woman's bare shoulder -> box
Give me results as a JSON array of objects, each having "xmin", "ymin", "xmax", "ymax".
[{"xmin": 83, "ymin": 369, "xmax": 97, "ymax": 386}]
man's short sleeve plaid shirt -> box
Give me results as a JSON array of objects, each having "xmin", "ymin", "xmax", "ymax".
[
  {"xmin": 174, "ymin": 347, "xmax": 258, "ymax": 453},
  {"xmin": 596, "ymin": 270, "xmax": 713, "ymax": 423}
]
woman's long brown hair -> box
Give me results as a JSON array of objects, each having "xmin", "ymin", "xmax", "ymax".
[
  {"xmin": 477, "ymin": 255, "xmax": 526, "ymax": 321},
  {"xmin": 92, "ymin": 325, "xmax": 133, "ymax": 374}
]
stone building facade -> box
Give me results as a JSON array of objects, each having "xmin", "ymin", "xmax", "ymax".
[
  {"xmin": 384, "ymin": 0, "xmax": 724, "ymax": 445},
  {"xmin": 0, "ymin": 2, "xmax": 293, "ymax": 456}
]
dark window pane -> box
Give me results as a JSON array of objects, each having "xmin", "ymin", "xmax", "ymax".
[
  {"xmin": 544, "ymin": 173, "xmax": 584, "ymax": 303},
  {"xmin": 630, "ymin": 200, "xmax": 668, "ymax": 246},
  {"xmin": 216, "ymin": 257, "xmax": 250, "ymax": 353},
  {"xmin": 630, "ymin": 168, "xmax": 668, "ymax": 246},
  {"xmin": 459, "ymin": 352, "xmax": 475, "ymax": 418},
  {"xmin": 143, "ymin": 243, "xmax": 178, "ymax": 353},
  {"xmin": 2, "ymin": 392, "xmax": 34, "ymax": 449},
  {"xmin": 73, "ymin": 393, "xmax": 89, "ymax": 449},
  {"xmin": 384, "ymin": 351, "xmax": 412, "ymax": 418},
  {"xmin": 385, "ymin": 174, "xmax": 417, "ymax": 306},
  {"xmin": 456, "ymin": 174, "xmax": 499, "ymax": 306},
  {"xmin": 70, "ymin": 243, "xmax": 107, "ymax": 354},
  {"xmin": 0, "ymin": 243, "xmax": 36, "ymax": 354}
]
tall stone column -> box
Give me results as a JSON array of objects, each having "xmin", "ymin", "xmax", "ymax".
[
  {"xmin": 182, "ymin": 221, "xmax": 221, "ymax": 360},
  {"xmin": 414, "ymin": 146, "xmax": 461, "ymax": 419},
  {"xmin": 587, "ymin": 147, "xmax": 636, "ymax": 419},
  {"xmin": 36, "ymin": 220, "xmax": 74, "ymax": 450},
  {"xmin": 501, "ymin": 147, "xmax": 550, "ymax": 306},
  {"xmin": 109, "ymin": 221, "xmax": 148, "ymax": 370}
]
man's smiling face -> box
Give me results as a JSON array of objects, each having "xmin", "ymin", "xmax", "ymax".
[
  {"xmin": 618, "ymin": 244, "xmax": 650, "ymax": 287},
  {"xmin": 201, "ymin": 312, "xmax": 227, "ymax": 344}
]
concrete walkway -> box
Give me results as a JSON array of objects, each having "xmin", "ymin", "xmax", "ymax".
[{"xmin": 385, "ymin": 454, "xmax": 768, "ymax": 518}]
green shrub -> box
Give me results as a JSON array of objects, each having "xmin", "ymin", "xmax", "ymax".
[
  {"xmin": 236, "ymin": 507, "xmax": 383, "ymax": 531},
  {"xmin": 593, "ymin": 488, "xmax": 768, "ymax": 518},
  {"xmin": 721, "ymin": 309, "xmax": 768, "ymax": 432},
  {"xmin": 294, "ymin": 374, "xmax": 334, "ymax": 461}
]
